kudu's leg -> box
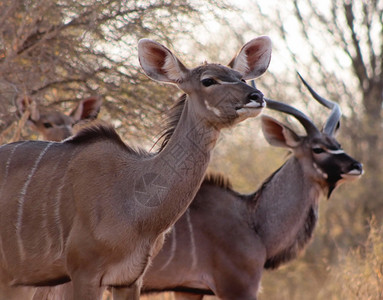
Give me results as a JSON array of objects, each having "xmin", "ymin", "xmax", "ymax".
[
  {"xmin": 211, "ymin": 241, "xmax": 265, "ymax": 300},
  {"xmin": 72, "ymin": 284, "xmax": 104, "ymax": 300},
  {"xmin": 215, "ymin": 279, "xmax": 260, "ymax": 300},
  {"xmin": 112, "ymin": 286, "xmax": 137, "ymax": 300},
  {"xmin": 174, "ymin": 292, "xmax": 204, "ymax": 300},
  {"xmin": 70, "ymin": 275, "xmax": 105, "ymax": 300},
  {"xmin": 214, "ymin": 276, "xmax": 261, "ymax": 300},
  {"xmin": 112, "ymin": 281, "xmax": 141, "ymax": 300}
]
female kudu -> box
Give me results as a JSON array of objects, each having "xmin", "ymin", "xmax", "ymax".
[
  {"xmin": 17, "ymin": 96, "xmax": 102, "ymax": 141},
  {"xmin": 0, "ymin": 37, "xmax": 271, "ymax": 300},
  {"xmin": 140, "ymin": 76, "xmax": 363, "ymax": 300}
]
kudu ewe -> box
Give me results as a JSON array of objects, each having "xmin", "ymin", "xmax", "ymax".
[
  {"xmin": 17, "ymin": 96, "xmax": 102, "ymax": 141},
  {"xmin": 0, "ymin": 36, "xmax": 271, "ymax": 300},
  {"xmin": 139, "ymin": 76, "xmax": 363, "ymax": 300}
]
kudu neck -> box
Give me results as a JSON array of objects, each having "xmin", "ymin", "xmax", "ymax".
[
  {"xmin": 158, "ymin": 97, "xmax": 220, "ymax": 158},
  {"xmin": 246, "ymin": 157, "xmax": 324, "ymax": 267},
  {"xmin": 145, "ymin": 98, "xmax": 220, "ymax": 232},
  {"xmin": 250, "ymin": 157, "xmax": 324, "ymax": 221}
]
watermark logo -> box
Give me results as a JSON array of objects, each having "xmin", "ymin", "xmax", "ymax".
[{"xmin": 134, "ymin": 172, "xmax": 169, "ymax": 207}]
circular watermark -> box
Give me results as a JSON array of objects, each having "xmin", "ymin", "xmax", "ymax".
[{"xmin": 134, "ymin": 172, "xmax": 169, "ymax": 207}]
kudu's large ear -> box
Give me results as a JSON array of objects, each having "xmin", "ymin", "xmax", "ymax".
[
  {"xmin": 138, "ymin": 39, "xmax": 189, "ymax": 84},
  {"xmin": 261, "ymin": 115, "xmax": 301, "ymax": 148},
  {"xmin": 16, "ymin": 96, "xmax": 40, "ymax": 122},
  {"xmin": 228, "ymin": 36, "xmax": 272, "ymax": 80},
  {"xmin": 70, "ymin": 96, "xmax": 102, "ymax": 121}
]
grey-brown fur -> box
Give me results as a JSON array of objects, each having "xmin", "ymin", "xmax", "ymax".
[
  {"xmin": 139, "ymin": 82, "xmax": 363, "ymax": 300},
  {"xmin": 0, "ymin": 37, "xmax": 272, "ymax": 300}
]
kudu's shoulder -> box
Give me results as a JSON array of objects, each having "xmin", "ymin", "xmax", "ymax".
[
  {"xmin": 65, "ymin": 122, "xmax": 123, "ymax": 145},
  {"xmin": 190, "ymin": 173, "xmax": 247, "ymax": 209},
  {"xmin": 202, "ymin": 172, "xmax": 233, "ymax": 190},
  {"xmin": 64, "ymin": 122, "xmax": 146, "ymax": 156}
]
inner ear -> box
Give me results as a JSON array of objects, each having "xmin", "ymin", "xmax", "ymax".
[
  {"xmin": 282, "ymin": 126, "xmax": 301, "ymax": 148},
  {"xmin": 261, "ymin": 115, "xmax": 301, "ymax": 148},
  {"xmin": 138, "ymin": 39, "xmax": 189, "ymax": 84},
  {"xmin": 17, "ymin": 97, "xmax": 40, "ymax": 121},
  {"xmin": 145, "ymin": 46, "xmax": 169, "ymax": 77},
  {"xmin": 228, "ymin": 36, "xmax": 272, "ymax": 80},
  {"xmin": 70, "ymin": 96, "xmax": 102, "ymax": 121}
]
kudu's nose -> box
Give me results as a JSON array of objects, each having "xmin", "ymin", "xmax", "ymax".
[
  {"xmin": 352, "ymin": 162, "xmax": 363, "ymax": 173},
  {"xmin": 249, "ymin": 91, "xmax": 264, "ymax": 104}
]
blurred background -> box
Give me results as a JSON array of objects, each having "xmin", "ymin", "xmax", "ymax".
[{"xmin": 0, "ymin": 0, "xmax": 382, "ymax": 299}]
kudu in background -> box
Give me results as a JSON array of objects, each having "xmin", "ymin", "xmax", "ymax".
[
  {"xmin": 17, "ymin": 96, "xmax": 102, "ymax": 141},
  {"xmin": 0, "ymin": 36, "xmax": 271, "ymax": 300},
  {"xmin": 140, "ymin": 75, "xmax": 363, "ymax": 300}
]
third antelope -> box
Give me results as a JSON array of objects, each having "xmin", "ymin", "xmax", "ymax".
[
  {"xmin": 140, "ymin": 75, "xmax": 363, "ymax": 300},
  {"xmin": 17, "ymin": 96, "xmax": 102, "ymax": 141},
  {"xmin": 0, "ymin": 36, "xmax": 271, "ymax": 300}
]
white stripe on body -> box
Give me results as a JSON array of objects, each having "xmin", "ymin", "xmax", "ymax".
[
  {"xmin": 41, "ymin": 200, "xmax": 50, "ymax": 251},
  {"xmin": 42, "ymin": 151, "xmax": 66, "ymax": 256},
  {"xmin": 52, "ymin": 149, "xmax": 81, "ymax": 257},
  {"xmin": 16, "ymin": 142, "xmax": 53, "ymax": 259},
  {"xmin": 185, "ymin": 209, "xmax": 197, "ymax": 269},
  {"xmin": 0, "ymin": 142, "xmax": 28, "ymax": 197},
  {"xmin": 0, "ymin": 233, "xmax": 7, "ymax": 268},
  {"xmin": 0, "ymin": 142, "xmax": 28, "ymax": 266},
  {"xmin": 159, "ymin": 227, "xmax": 177, "ymax": 271},
  {"xmin": 53, "ymin": 174, "xmax": 66, "ymax": 257}
]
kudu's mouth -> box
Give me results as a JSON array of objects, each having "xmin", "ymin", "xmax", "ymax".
[
  {"xmin": 236, "ymin": 100, "xmax": 266, "ymax": 110},
  {"xmin": 235, "ymin": 91, "xmax": 266, "ymax": 115},
  {"xmin": 340, "ymin": 161, "xmax": 364, "ymax": 181},
  {"xmin": 341, "ymin": 167, "xmax": 364, "ymax": 181},
  {"xmin": 236, "ymin": 100, "xmax": 265, "ymax": 120}
]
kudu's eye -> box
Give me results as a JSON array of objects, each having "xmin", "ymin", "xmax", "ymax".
[
  {"xmin": 312, "ymin": 147, "xmax": 325, "ymax": 154},
  {"xmin": 201, "ymin": 78, "xmax": 218, "ymax": 87},
  {"xmin": 43, "ymin": 122, "xmax": 53, "ymax": 128}
]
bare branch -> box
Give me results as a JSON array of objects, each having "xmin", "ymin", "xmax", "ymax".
[
  {"xmin": 363, "ymin": 3, "xmax": 376, "ymax": 76},
  {"xmin": 344, "ymin": 2, "xmax": 369, "ymax": 87}
]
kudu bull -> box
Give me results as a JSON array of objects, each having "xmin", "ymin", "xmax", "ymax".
[
  {"xmin": 0, "ymin": 36, "xmax": 272, "ymax": 300},
  {"xmin": 17, "ymin": 96, "xmax": 102, "ymax": 141},
  {"xmin": 138, "ymin": 76, "xmax": 363, "ymax": 300}
]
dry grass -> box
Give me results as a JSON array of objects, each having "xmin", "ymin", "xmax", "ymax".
[{"xmin": 320, "ymin": 218, "xmax": 383, "ymax": 300}]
